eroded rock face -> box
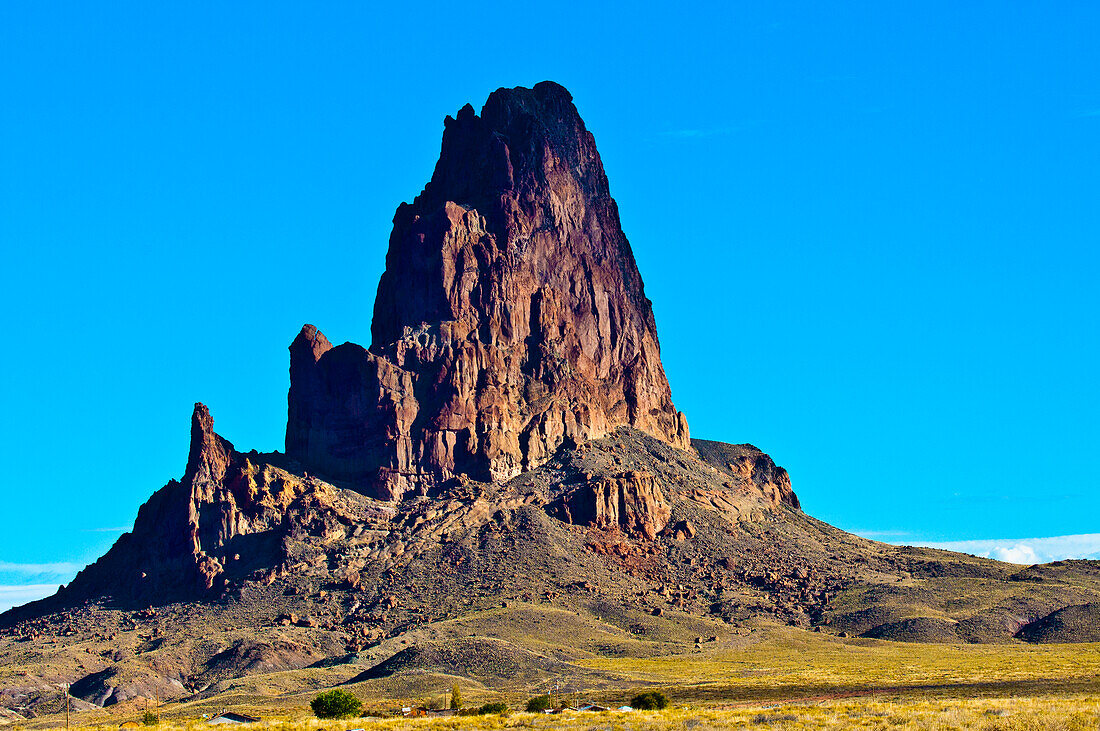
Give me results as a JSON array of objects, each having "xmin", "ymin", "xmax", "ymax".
[
  {"xmin": 555, "ymin": 471, "xmax": 671, "ymax": 540},
  {"xmin": 286, "ymin": 81, "xmax": 689, "ymax": 500},
  {"xmin": 693, "ymin": 440, "xmax": 799, "ymax": 510},
  {"xmin": 726, "ymin": 445, "xmax": 799, "ymax": 510},
  {"xmin": 63, "ymin": 404, "xmax": 353, "ymax": 603}
]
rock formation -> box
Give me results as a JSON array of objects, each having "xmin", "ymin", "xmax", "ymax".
[
  {"xmin": 46, "ymin": 83, "xmax": 795, "ymax": 615},
  {"xmin": 62, "ymin": 404, "xmax": 362, "ymax": 604},
  {"xmin": 554, "ymin": 471, "xmax": 671, "ymax": 540},
  {"xmin": 694, "ymin": 440, "xmax": 799, "ymax": 509},
  {"xmin": 286, "ymin": 81, "xmax": 689, "ymax": 500}
]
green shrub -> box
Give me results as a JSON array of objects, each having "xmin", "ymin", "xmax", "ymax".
[
  {"xmin": 310, "ymin": 689, "xmax": 363, "ymax": 719},
  {"xmin": 478, "ymin": 701, "xmax": 509, "ymax": 715},
  {"xmin": 630, "ymin": 691, "xmax": 669, "ymax": 710},
  {"xmin": 525, "ymin": 694, "xmax": 552, "ymax": 712},
  {"xmin": 451, "ymin": 683, "xmax": 462, "ymax": 710},
  {"xmin": 141, "ymin": 710, "xmax": 158, "ymax": 726}
]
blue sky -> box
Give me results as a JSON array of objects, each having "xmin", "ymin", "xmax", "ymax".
[{"xmin": 2, "ymin": 2, "xmax": 1099, "ymax": 610}]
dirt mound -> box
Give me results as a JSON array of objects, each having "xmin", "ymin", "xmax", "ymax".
[
  {"xmin": 350, "ymin": 638, "xmax": 569, "ymax": 684},
  {"xmin": 202, "ymin": 639, "xmax": 324, "ymax": 681},
  {"xmin": 1016, "ymin": 603, "xmax": 1100, "ymax": 643},
  {"xmin": 955, "ymin": 613, "xmax": 1023, "ymax": 643},
  {"xmin": 861, "ymin": 617, "xmax": 960, "ymax": 643},
  {"xmin": 831, "ymin": 605, "xmax": 917, "ymax": 636},
  {"xmin": 69, "ymin": 667, "xmax": 186, "ymax": 707}
]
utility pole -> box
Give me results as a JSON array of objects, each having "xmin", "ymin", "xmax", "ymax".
[{"xmin": 62, "ymin": 683, "xmax": 70, "ymax": 731}]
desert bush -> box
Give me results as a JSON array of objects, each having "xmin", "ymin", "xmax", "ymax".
[
  {"xmin": 478, "ymin": 701, "xmax": 509, "ymax": 715},
  {"xmin": 141, "ymin": 710, "xmax": 158, "ymax": 726},
  {"xmin": 525, "ymin": 694, "xmax": 552, "ymax": 712},
  {"xmin": 451, "ymin": 683, "xmax": 463, "ymax": 710},
  {"xmin": 752, "ymin": 712, "xmax": 798, "ymax": 724},
  {"xmin": 630, "ymin": 691, "xmax": 669, "ymax": 710},
  {"xmin": 310, "ymin": 689, "xmax": 363, "ymax": 719}
]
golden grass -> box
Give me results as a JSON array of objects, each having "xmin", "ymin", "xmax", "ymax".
[
  {"xmin": 576, "ymin": 627, "xmax": 1100, "ymax": 698},
  {"xmin": 38, "ymin": 696, "xmax": 1100, "ymax": 731},
  {"xmin": 12, "ymin": 625, "xmax": 1100, "ymax": 729}
]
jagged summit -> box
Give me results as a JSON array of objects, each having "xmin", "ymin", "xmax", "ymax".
[{"xmin": 287, "ymin": 81, "xmax": 689, "ymax": 500}]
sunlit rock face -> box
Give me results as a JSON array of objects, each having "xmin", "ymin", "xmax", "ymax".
[{"xmin": 286, "ymin": 81, "xmax": 689, "ymax": 500}]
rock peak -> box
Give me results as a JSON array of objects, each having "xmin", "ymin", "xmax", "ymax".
[
  {"xmin": 287, "ymin": 83, "xmax": 689, "ymax": 499},
  {"xmin": 184, "ymin": 403, "xmax": 233, "ymax": 486}
]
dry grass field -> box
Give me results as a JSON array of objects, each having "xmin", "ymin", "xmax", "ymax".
[
  {"xmin": 10, "ymin": 625, "xmax": 1099, "ymax": 730},
  {"xmin": 22, "ymin": 697, "xmax": 1100, "ymax": 731}
]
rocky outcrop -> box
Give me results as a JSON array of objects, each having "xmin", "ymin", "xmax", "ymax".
[
  {"xmin": 60, "ymin": 404, "xmax": 353, "ymax": 604},
  {"xmin": 554, "ymin": 471, "xmax": 671, "ymax": 540},
  {"xmin": 286, "ymin": 81, "xmax": 689, "ymax": 500},
  {"xmin": 693, "ymin": 440, "xmax": 799, "ymax": 509}
]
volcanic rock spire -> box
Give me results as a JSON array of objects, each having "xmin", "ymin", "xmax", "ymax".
[{"xmin": 286, "ymin": 81, "xmax": 689, "ymax": 500}]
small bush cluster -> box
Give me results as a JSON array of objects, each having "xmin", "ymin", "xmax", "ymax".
[
  {"xmin": 310, "ymin": 689, "xmax": 363, "ymax": 719},
  {"xmin": 630, "ymin": 691, "xmax": 669, "ymax": 710},
  {"xmin": 525, "ymin": 694, "xmax": 552, "ymax": 712},
  {"xmin": 752, "ymin": 712, "xmax": 799, "ymax": 725},
  {"xmin": 478, "ymin": 702, "xmax": 509, "ymax": 715}
]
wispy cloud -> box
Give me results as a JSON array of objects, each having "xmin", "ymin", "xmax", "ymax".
[
  {"xmin": 852, "ymin": 529, "xmax": 912, "ymax": 539},
  {"xmin": 0, "ymin": 584, "xmax": 60, "ymax": 614},
  {"xmin": 0, "ymin": 561, "xmax": 81, "ymax": 589},
  {"xmin": 0, "ymin": 561, "xmax": 82, "ymax": 575},
  {"xmin": 914, "ymin": 533, "xmax": 1100, "ymax": 565}
]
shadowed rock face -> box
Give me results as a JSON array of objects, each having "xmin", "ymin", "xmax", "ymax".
[{"xmin": 286, "ymin": 81, "xmax": 689, "ymax": 500}]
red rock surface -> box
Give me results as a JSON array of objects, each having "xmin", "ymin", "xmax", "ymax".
[
  {"xmin": 555, "ymin": 471, "xmax": 672, "ymax": 540},
  {"xmin": 286, "ymin": 82, "xmax": 689, "ymax": 500}
]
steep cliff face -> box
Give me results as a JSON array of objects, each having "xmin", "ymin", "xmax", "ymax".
[{"xmin": 286, "ymin": 81, "xmax": 689, "ymax": 500}]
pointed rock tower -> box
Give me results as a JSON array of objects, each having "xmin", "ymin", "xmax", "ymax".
[{"xmin": 286, "ymin": 82, "xmax": 689, "ymax": 500}]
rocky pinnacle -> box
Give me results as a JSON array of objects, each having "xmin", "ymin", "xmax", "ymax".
[{"xmin": 286, "ymin": 81, "xmax": 689, "ymax": 500}]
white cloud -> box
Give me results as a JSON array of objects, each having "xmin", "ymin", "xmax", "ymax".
[
  {"xmin": 852, "ymin": 529, "xmax": 912, "ymax": 539},
  {"xmin": 987, "ymin": 544, "xmax": 1041, "ymax": 564},
  {"xmin": 915, "ymin": 533, "xmax": 1100, "ymax": 565},
  {"xmin": 0, "ymin": 561, "xmax": 82, "ymax": 575},
  {"xmin": 0, "ymin": 584, "xmax": 60, "ymax": 614},
  {"xmin": 0, "ymin": 561, "xmax": 81, "ymax": 599}
]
